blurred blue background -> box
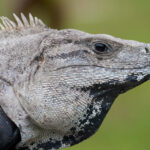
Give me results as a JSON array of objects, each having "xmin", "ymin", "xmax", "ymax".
[{"xmin": 1, "ymin": 0, "xmax": 150, "ymax": 149}]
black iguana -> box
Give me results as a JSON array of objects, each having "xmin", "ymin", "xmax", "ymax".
[{"xmin": 0, "ymin": 13, "xmax": 150, "ymax": 150}]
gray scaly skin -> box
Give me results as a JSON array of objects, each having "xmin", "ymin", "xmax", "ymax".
[{"xmin": 0, "ymin": 13, "xmax": 150, "ymax": 150}]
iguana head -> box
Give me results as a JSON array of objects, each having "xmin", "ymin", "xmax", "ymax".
[{"xmin": 15, "ymin": 29, "xmax": 150, "ymax": 150}]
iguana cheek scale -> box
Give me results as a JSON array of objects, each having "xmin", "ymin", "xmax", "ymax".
[{"xmin": 0, "ymin": 13, "xmax": 150, "ymax": 150}]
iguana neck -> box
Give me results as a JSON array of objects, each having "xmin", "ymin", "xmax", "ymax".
[{"xmin": 18, "ymin": 88, "xmax": 118, "ymax": 150}]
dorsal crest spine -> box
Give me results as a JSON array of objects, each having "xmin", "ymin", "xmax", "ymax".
[{"xmin": 0, "ymin": 13, "xmax": 46, "ymax": 31}]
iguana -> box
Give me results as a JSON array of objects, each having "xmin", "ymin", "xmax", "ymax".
[{"xmin": 0, "ymin": 13, "xmax": 150, "ymax": 150}]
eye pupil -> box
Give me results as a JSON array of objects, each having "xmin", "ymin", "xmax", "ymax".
[{"xmin": 94, "ymin": 43, "xmax": 108, "ymax": 53}]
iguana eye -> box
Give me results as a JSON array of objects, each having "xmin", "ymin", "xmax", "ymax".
[{"xmin": 94, "ymin": 43, "xmax": 109, "ymax": 53}]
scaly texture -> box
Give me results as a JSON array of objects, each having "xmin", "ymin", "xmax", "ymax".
[{"xmin": 0, "ymin": 14, "xmax": 150, "ymax": 150}]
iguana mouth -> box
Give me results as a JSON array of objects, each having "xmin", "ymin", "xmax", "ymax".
[
  {"xmin": 80, "ymin": 73, "xmax": 150, "ymax": 96},
  {"xmin": 55, "ymin": 64, "xmax": 150, "ymax": 71}
]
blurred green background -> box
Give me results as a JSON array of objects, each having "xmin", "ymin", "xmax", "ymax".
[{"xmin": 1, "ymin": 0, "xmax": 150, "ymax": 149}]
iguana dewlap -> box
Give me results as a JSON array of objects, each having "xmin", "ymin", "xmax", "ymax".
[{"xmin": 0, "ymin": 13, "xmax": 150, "ymax": 150}]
